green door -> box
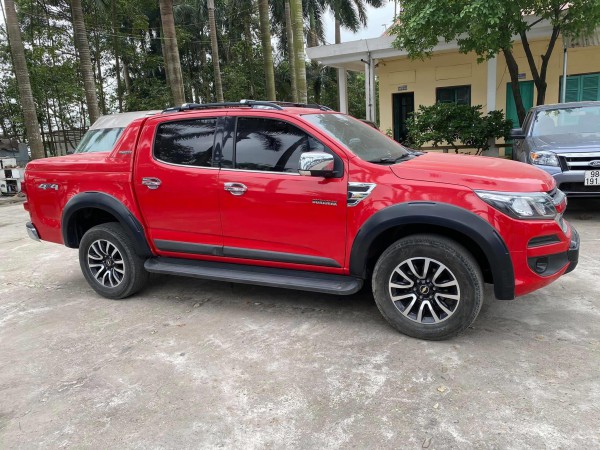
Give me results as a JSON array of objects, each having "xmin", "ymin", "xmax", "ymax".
[{"xmin": 506, "ymin": 81, "xmax": 534, "ymax": 127}]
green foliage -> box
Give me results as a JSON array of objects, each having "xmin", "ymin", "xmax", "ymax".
[
  {"xmin": 0, "ymin": 0, "xmax": 377, "ymax": 149},
  {"xmin": 390, "ymin": 0, "xmax": 600, "ymax": 62},
  {"xmin": 406, "ymin": 103, "xmax": 512, "ymax": 154}
]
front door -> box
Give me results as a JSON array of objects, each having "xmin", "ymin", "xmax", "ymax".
[
  {"xmin": 218, "ymin": 115, "xmax": 348, "ymax": 269},
  {"xmin": 392, "ymin": 92, "xmax": 415, "ymax": 143},
  {"xmin": 134, "ymin": 115, "xmax": 223, "ymax": 255}
]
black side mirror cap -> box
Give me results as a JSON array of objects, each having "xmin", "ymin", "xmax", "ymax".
[{"xmin": 510, "ymin": 128, "xmax": 526, "ymax": 139}]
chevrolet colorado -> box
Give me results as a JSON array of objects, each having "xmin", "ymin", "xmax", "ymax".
[{"xmin": 23, "ymin": 100, "xmax": 580, "ymax": 340}]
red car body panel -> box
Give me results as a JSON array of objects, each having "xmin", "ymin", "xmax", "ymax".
[{"xmin": 23, "ymin": 107, "xmax": 576, "ymax": 299}]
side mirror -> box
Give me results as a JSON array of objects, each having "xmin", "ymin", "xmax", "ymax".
[
  {"xmin": 299, "ymin": 151, "xmax": 336, "ymax": 178},
  {"xmin": 510, "ymin": 128, "xmax": 526, "ymax": 139}
]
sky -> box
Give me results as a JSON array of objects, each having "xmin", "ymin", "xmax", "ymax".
[{"xmin": 323, "ymin": 1, "xmax": 397, "ymax": 45}]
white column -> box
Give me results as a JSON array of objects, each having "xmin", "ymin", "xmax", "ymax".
[
  {"xmin": 561, "ymin": 46, "xmax": 568, "ymax": 103},
  {"xmin": 369, "ymin": 57, "xmax": 377, "ymax": 123},
  {"xmin": 486, "ymin": 56, "xmax": 497, "ymax": 112},
  {"xmin": 338, "ymin": 68, "xmax": 348, "ymax": 114},
  {"xmin": 483, "ymin": 56, "xmax": 499, "ymax": 157},
  {"xmin": 364, "ymin": 60, "xmax": 372, "ymax": 121}
]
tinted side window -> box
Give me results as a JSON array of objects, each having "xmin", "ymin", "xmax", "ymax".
[
  {"xmin": 235, "ymin": 117, "xmax": 322, "ymax": 173},
  {"xmin": 154, "ymin": 119, "xmax": 216, "ymax": 167}
]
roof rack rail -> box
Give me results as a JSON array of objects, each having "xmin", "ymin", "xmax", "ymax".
[
  {"xmin": 162, "ymin": 100, "xmax": 333, "ymax": 113},
  {"xmin": 265, "ymin": 101, "xmax": 333, "ymax": 111}
]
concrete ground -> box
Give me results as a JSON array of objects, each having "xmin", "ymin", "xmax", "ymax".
[{"xmin": 1, "ymin": 199, "xmax": 599, "ymax": 449}]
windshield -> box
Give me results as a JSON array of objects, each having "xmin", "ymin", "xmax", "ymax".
[
  {"xmin": 532, "ymin": 106, "xmax": 600, "ymax": 136},
  {"xmin": 303, "ymin": 113, "xmax": 409, "ymax": 163},
  {"xmin": 75, "ymin": 127, "xmax": 124, "ymax": 153}
]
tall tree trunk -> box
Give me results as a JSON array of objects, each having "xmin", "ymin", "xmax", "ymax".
[
  {"xmin": 308, "ymin": 12, "xmax": 318, "ymax": 48},
  {"xmin": 503, "ymin": 48, "xmax": 526, "ymax": 125},
  {"xmin": 123, "ymin": 59, "xmax": 132, "ymax": 97},
  {"xmin": 159, "ymin": 0, "xmax": 186, "ymax": 105},
  {"xmin": 4, "ymin": 0, "xmax": 45, "ymax": 159},
  {"xmin": 335, "ymin": 17, "xmax": 341, "ymax": 44},
  {"xmin": 243, "ymin": 19, "xmax": 255, "ymax": 98},
  {"xmin": 284, "ymin": 0, "xmax": 298, "ymax": 102},
  {"xmin": 258, "ymin": 0, "xmax": 276, "ymax": 100},
  {"xmin": 71, "ymin": 0, "xmax": 100, "ymax": 125},
  {"xmin": 111, "ymin": 0, "xmax": 123, "ymax": 112},
  {"xmin": 207, "ymin": 0, "xmax": 224, "ymax": 102},
  {"xmin": 289, "ymin": 0, "xmax": 307, "ymax": 102},
  {"xmin": 93, "ymin": 33, "xmax": 106, "ymax": 114}
]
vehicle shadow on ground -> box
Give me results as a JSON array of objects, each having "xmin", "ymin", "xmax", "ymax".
[
  {"xmin": 564, "ymin": 197, "xmax": 600, "ymax": 220},
  {"xmin": 142, "ymin": 274, "xmax": 542, "ymax": 340}
]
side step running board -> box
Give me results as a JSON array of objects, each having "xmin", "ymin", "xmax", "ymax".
[{"xmin": 144, "ymin": 257, "xmax": 363, "ymax": 295}]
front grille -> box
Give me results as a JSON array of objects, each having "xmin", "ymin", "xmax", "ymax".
[
  {"xmin": 547, "ymin": 188, "xmax": 566, "ymax": 206},
  {"xmin": 559, "ymin": 152, "xmax": 600, "ymax": 171},
  {"xmin": 558, "ymin": 182, "xmax": 600, "ymax": 193}
]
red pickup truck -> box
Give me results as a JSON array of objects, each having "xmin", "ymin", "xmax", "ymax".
[{"xmin": 23, "ymin": 101, "xmax": 579, "ymax": 340}]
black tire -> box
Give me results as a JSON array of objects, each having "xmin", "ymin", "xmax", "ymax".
[
  {"xmin": 79, "ymin": 223, "xmax": 149, "ymax": 299},
  {"xmin": 372, "ymin": 234, "xmax": 483, "ymax": 340}
]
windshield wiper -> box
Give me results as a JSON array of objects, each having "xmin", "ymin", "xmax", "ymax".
[
  {"xmin": 368, "ymin": 151, "xmax": 422, "ymax": 164},
  {"xmin": 393, "ymin": 153, "xmax": 415, "ymax": 163}
]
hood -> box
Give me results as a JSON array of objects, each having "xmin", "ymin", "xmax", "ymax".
[
  {"xmin": 390, "ymin": 152, "xmax": 555, "ymax": 192},
  {"xmin": 529, "ymin": 134, "xmax": 600, "ymax": 152}
]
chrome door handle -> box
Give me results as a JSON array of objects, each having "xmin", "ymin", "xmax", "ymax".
[
  {"xmin": 142, "ymin": 177, "xmax": 162, "ymax": 190},
  {"xmin": 224, "ymin": 182, "xmax": 247, "ymax": 196}
]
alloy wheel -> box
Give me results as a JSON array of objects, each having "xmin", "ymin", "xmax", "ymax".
[
  {"xmin": 388, "ymin": 257, "xmax": 460, "ymax": 324},
  {"xmin": 87, "ymin": 239, "xmax": 126, "ymax": 288}
]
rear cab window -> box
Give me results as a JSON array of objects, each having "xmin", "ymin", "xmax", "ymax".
[
  {"xmin": 75, "ymin": 128, "xmax": 124, "ymax": 153},
  {"xmin": 154, "ymin": 118, "xmax": 217, "ymax": 167}
]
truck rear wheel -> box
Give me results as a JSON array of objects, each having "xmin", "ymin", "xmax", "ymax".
[
  {"xmin": 372, "ymin": 234, "xmax": 483, "ymax": 340},
  {"xmin": 79, "ymin": 223, "xmax": 149, "ymax": 299}
]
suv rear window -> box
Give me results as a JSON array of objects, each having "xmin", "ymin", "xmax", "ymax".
[
  {"xmin": 75, "ymin": 128, "xmax": 124, "ymax": 153},
  {"xmin": 154, "ymin": 118, "xmax": 216, "ymax": 167},
  {"xmin": 233, "ymin": 117, "xmax": 326, "ymax": 173}
]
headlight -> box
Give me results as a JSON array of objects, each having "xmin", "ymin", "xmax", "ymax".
[
  {"xmin": 475, "ymin": 190, "xmax": 557, "ymax": 220},
  {"xmin": 530, "ymin": 151, "xmax": 559, "ymax": 166}
]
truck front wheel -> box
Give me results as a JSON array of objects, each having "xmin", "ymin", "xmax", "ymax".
[
  {"xmin": 79, "ymin": 223, "xmax": 149, "ymax": 299},
  {"xmin": 372, "ymin": 234, "xmax": 484, "ymax": 340}
]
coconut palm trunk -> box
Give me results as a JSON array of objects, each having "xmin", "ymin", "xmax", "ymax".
[
  {"xmin": 289, "ymin": 0, "xmax": 307, "ymax": 102},
  {"xmin": 159, "ymin": 0, "xmax": 186, "ymax": 105},
  {"xmin": 207, "ymin": 0, "xmax": 224, "ymax": 102},
  {"xmin": 71, "ymin": 0, "xmax": 101, "ymax": 125},
  {"xmin": 3, "ymin": 0, "xmax": 45, "ymax": 159},
  {"xmin": 258, "ymin": 0, "xmax": 276, "ymax": 100},
  {"xmin": 284, "ymin": 0, "xmax": 298, "ymax": 102}
]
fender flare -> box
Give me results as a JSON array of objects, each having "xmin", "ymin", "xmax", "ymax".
[
  {"xmin": 349, "ymin": 202, "xmax": 515, "ymax": 300},
  {"xmin": 61, "ymin": 192, "xmax": 153, "ymax": 257}
]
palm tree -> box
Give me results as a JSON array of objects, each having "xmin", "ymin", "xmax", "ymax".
[
  {"xmin": 3, "ymin": 0, "xmax": 45, "ymax": 159},
  {"xmin": 71, "ymin": 0, "xmax": 101, "ymax": 125},
  {"xmin": 207, "ymin": 0, "xmax": 224, "ymax": 102},
  {"xmin": 289, "ymin": 0, "xmax": 307, "ymax": 102},
  {"xmin": 159, "ymin": 0, "xmax": 186, "ymax": 105},
  {"xmin": 330, "ymin": 0, "xmax": 383, "ymax": 43},
  {"xmin": 284, "ymin": 0, "xmax": 298, "ymax": 102},
  {"xmin": 258, "ymin": 0, "xmax": 276, "ymax": 100}
]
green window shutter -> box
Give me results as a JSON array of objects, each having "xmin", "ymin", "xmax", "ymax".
[
  {"xmin": 565, "ymin": 76, "xmax": 581, "ymax": 102},
  {"xmin": 581, "ymin": 74, "xmax": 600, "ymax": 101}
]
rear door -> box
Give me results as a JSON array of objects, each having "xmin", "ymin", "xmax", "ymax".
[
  {"xmin": 217, "ymin": 114, "xmax": 348, "ymax": 270},
  {"xmin": 134, "ymin": 114, "xmax": 223, "ymax": 255}
]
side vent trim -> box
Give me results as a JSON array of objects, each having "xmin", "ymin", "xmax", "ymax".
[{"xmin": 348, "ymin": 182, "xmax": 376, "ymax": 206}]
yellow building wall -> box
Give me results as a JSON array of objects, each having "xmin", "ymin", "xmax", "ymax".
[{"xmin": 377, "ymin": 36, "xmax": 600, "ymax": 138}]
